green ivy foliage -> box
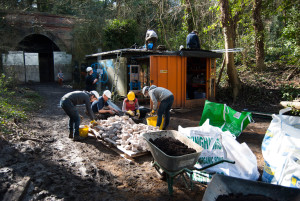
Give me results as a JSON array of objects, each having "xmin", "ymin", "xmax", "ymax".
[{"xmin": 280, "ymin": 83, "xmax": 300, "ymax": 101}]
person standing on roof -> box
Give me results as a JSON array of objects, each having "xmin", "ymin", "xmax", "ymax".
[
  {"xmin": 145, "ymin": 29, "xmax": 158, "ymax": 51},
  {"xmin": 91, "ymin": 90, "xmax": 119, "ymax": 119},
  {"xmin": 142, "ymin": 85, "xmax": 174, "ymax": 130},
  {"xmin": 186, "ymin": 30, "xmax": 201, "ymax": 49},
  {"xmin": 60, "ymin": 90, "xmax": 98, "ymax": 141},
  {"xmin": 85, "ymin": 66, "xmax": 98, "ymax": 91}
]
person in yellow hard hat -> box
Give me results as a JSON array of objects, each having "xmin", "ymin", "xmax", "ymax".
[{"xmin": 122, "ymin": 91, "xmax": 140, "ymax": 118}]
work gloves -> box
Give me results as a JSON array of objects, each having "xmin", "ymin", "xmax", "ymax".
[
  {"xmin": 126, "ymin": 110, "xmax": 141, "ymax": 118},
  {"xmin": 126, "ymin": 110, "xmax": 134, "ymax": 116},
  {"xmin": 150, "ymin": 110, "xmax": 156, "ymax": 116},
  {"xmin": 90, "ymin": 120, "xmax": 97, "ymax": 126}
]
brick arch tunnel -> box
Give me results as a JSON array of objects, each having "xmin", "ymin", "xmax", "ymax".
[{"xmin": 17, "ymin": 34, "xmax": 60, "ymax": 82}]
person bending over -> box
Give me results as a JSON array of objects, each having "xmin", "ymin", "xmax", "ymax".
[
  {"xmin": 60, "ymin": 90, "xmax": 98, "ymax": 141},
  {"xmin": 142, "ymin": 85, "xmax": 174, "ymax": 130}
]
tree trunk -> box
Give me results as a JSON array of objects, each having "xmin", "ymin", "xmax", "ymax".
[
  {"xmin": 216, "ymin": 56, "xmax": 226, "ymax": 88},
  {"xmin": 158, "ymin": 0, "xmax": 171, "ymax": 49},
  {"xmin": 183, "ymin": 0, "xmax": 194, "ymax": 33},
  {"xmin": 253, "ymin": 0, "xmax": 266, "ymax": 71},
  {"xmin": 219, "ymin": 0, "xmax": 241, "ymax": 102},
  {"xmin": 116, "ymin": 0, "xmax": 121, "ymax": 19}
]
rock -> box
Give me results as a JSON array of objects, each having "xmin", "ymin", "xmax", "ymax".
[
  {"xmin": 2, "ymin": 176, "xmax": 31, "ymax": 201},
  {"xmin": 34, "ymin": 147, "xmax": 41, "ymax": 153},
  {"xmin": 44, "ymin": 138, "xmax": 55, "ymax": 143},
  {"xmin": 35, "ymin": 190, "xmax": 50, "ymax": 200},
  {"xmin": 0, "ymin": 167, "xmax": 14, "ymax": 181},
  {"xmin": 112, "ymin": 136, "xmax": 119, "ymax": 141}
]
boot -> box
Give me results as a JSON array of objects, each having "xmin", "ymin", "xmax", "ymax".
[
  {"xmin": 69, "ymin": 130, "xmax": 73, "ymax": 138},
  {"xmin": 73, "ymin": 136, "xmax": 86, "ymax": 142}
]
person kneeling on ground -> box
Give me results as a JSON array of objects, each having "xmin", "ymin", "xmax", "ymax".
[
  {"xmin": 91, "ymin": 90, "xmax": 119, "ymax": 119},
  {"xmin": 142, "ymin": 85, "xmax": 174, "ymax": 130},
  {"xmin": 122, "ymin": 91, "xmax": 150, "ymax": 121},
  {"xmin": 60, "ymin": 90, "xmax": 99, "ymax": 141},
  {"xmin": 122, "ymin": 91, "xmax": 141, "ymax": 118}
]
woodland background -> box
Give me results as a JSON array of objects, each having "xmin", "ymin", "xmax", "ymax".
[{"xmin": 0, "ymin": 0, "xmax": 299, "ymax": 105}]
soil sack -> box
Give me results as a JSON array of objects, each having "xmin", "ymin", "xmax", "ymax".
[
  {"xmin": 179, "ymin": 120, "xmax": 260, "ymax": 181},
  {"xmin": 199, "ymin": 100, "xmax": 252, "ymax": 137},
  {"xmin": 262, "ymin": 113, "xmax": 300, "ymax": 188}
]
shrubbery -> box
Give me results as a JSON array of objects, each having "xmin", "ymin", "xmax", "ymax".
[
  {"xmin": 0, "ymin": 74, "xmax": 42, "ymax": 134},
  {"xmin": 280, "ymin": 83, "xmax": 300, "ymax": 116}
]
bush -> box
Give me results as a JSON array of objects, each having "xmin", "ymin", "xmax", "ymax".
[
  {"xmin": 103, "ymin": 19, "xmax": 139, "ymax": 50},
  {"xmin": 280, "ymin": 83, "xmax": 300, "ymax": 101},
  {"xmin": 0, "ymin": 74, "xmax": 42, "ymax": 134}
]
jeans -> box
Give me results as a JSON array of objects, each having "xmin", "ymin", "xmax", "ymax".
[
  {"xmin": 60, "ymin": 98, "xmax": 80, "ymax": 137},
  {"xmin": 157, "ymin": 95, "xmax": 174, "ymax": 130}
]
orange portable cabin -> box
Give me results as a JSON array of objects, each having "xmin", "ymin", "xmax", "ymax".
[{"xmin": 85, "ymin": 49, "xmax": 222, "ymax": 108}]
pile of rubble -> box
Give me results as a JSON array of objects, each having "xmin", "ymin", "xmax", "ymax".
[{"xmin": 89, "ymin": 115, "xmax": 160, "ymax": 153}]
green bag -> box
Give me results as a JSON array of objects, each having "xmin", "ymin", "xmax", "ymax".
[{"xmin": 199, "ymin": 100, "xmax": 252, "ymax": 137}]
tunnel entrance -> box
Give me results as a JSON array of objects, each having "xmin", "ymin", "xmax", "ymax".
[{"xmin": 18, "ymin": 34, "xmax": 60, "ymax": 82}]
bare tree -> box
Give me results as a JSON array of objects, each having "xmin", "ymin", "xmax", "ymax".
[
  {"xmin": 219, "ymin": 0, "xmax": 241, "ymax": 102},
  {"xmin": 183, "ymin": 0, "xmax": 194, "ymax": 33},
  {"xmin": 253, "ymin": 0, "xmax": 266, "ymax": 71}
]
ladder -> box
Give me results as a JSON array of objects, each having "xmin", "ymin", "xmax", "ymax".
[{"xmin": 111, "ymin": 51, "xmax": 122, "ymax": 100}]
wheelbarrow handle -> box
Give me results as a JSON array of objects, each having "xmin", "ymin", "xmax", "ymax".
[{"xmin": 193, "ymin": 159, "xmax": 235, "ymax": 171}]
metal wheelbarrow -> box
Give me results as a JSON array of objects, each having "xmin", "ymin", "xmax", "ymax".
[
  {"xmin": 143, "ymin": 130, "xmax": 234, "ymax": 195},
  {"xmin": 203, "ymin": 174, "xmax": 300, "ymax": 201}
]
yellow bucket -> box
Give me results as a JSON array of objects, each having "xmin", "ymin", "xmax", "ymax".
[
  {"xmin": 79, "ymin": 125, "xmax": 89, "ymax": 137},
  {"xmin": 146, "ymin": 116, "xmax": 164, "ymax": 130}
]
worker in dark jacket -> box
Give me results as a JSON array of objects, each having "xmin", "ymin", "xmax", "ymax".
[
  {"xmin": 91, "ymin": 90, "xmax": 119, "ymax": 119},
  {"xmin": 60, "ymin": 90, "xmax": 97, "ymax": 141},
  {"xmin": 85, "ymin": 66, "xmax": 98, "ymax": 91},
  {"xmin": 186, "ymin": 30, "xmax": 200, "ymax": 49},
  {"xmin": 142, "ymin": 85, "xmax": 174, "ymax": 130}
]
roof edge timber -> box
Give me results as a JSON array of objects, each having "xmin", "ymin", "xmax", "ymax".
[{"xmin": 85, "ymin": 48, "xmax": 222, "ymax": 59}]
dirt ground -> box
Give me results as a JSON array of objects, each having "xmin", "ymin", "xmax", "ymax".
[{"xmin": 0, "ymin": 83, "xmax": 273, "ymax": 201}]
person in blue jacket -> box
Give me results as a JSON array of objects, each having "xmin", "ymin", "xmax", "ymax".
[
  {"xmin": 186, "ymin": 30, "xmax": 201, "ymax": 49},
  {"xmin": 91, "ymin": 90, "xmax": 119, "ymax": 119}
]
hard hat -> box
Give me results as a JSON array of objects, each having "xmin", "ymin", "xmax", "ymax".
[
  {"xmin": 127, "ymin": 91, "xmax": 135, "ymax": 101},
  {"xmin": 90, "ymin": 90, "xmax": 100, "ymax": 99},
  {"xmin": 103, "ymin": 90, "xmax": 111, "ymax": 99},
  {"xmin": 142, "ymin": 86, "xmax": 149, "ymax": 96},
  {"xmin": 86, "ymin": 67, "xmax": 93, "ymax": 72},
  {"xmin": 146, "ymin": 30, "xmax": 158, "ymax": 40}
]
